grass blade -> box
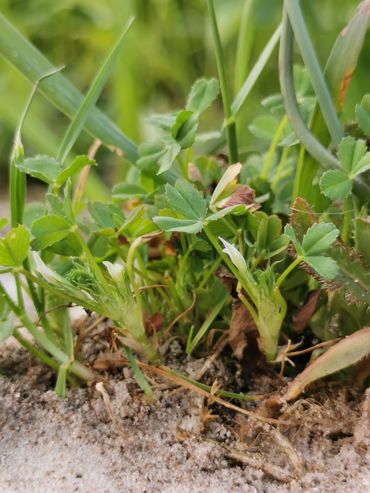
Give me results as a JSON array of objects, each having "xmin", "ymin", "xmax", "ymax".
[
  {"xmin": 284, "ymin": 0, "xmax": 343, "ymax": 146},
  {"xmin": 232, "ymin": 24, "xmax": 281, "ymax": 117},
  {"xmin": 285, "ymin": 327, "xmax": 370, "ymax": 400},
  {"xmin": 57, "ymin": 17, "xmax": 135, "ymax": 164},
  {"xmin": 0, "ymin": 13, "xmax": 138, "ymax": 162},
  {"xmin": 234, "ymin": 0, "xmax": 256, "ymax": 93},
  {"xmin": 207, "ymin": 0, "xmax": 238, "ymax": 163}
]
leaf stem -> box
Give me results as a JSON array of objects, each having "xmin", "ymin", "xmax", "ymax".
[
  {"xmin": 276, "ymin": 256, "xmax": 302, "ymax": 288},
  {"xmin": 341, "ymin": 196, "xmax": 352, "ymax": 244}
]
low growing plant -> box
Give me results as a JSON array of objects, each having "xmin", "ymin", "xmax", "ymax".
[{"xmin": 0, "ymin": 0, "xmax": 369, "ymax": 400}]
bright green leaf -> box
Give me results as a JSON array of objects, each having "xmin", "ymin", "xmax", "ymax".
[
  {"xmin": 112, "ymin": 183, "xmax": 148, "ymax": 200},
  {"xmin": 56, "ymin": 155, "xmax": 96, "ymax": 186},
  {"xmin": 31, "ymin": 215, "xmax": 72, "ymax": 250},
  {"xmin": 0, "ymin": 225, "xmax": 30, "ymax": 266},
  {"xmin": 153, "ymin": 216, "xmax": 203, "ymax": 234},
  {"xmin": 302, "ymin": 223, "xmax": 339, "ymax": 256},
  {"xmin": 319, "ymin": 170, "xmax": 352, "ymax": 200},
  {"xmin": 305, "ymin": 255, "xmax": 338, "ymax": 280},
  {"xmin": 16, "ymin": 155, "xmax": 60, "ymax": 184},
  {"xmin": 172, "ymin": 110, "xmax": 199, "ymax": 149},
  {"xmin": 0, "ymin": 320, "xmax": 13, "ymax": 342},
  {"xmin": 356, "ymin": 104, "xmax": 370, "ymax": 135}
]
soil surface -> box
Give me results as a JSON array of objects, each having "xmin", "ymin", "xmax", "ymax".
[{"xmin": 1, "ymin": 336, "xmax": 370, "ymax": 493}]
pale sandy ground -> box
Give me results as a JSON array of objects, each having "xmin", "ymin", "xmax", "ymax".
[{"xmin": 0, "ymin": 338, "xmax": 369, "ymax": 493}]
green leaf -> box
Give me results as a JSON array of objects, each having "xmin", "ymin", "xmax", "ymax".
[
  {"xmin": 248, "ymin": 115, "xmax": 279, "ymax": 140},
  {"xmin": 153, "ymin": 216, "xmax": 203, "ymax": 234},
  {"xmin": 356, "ymin": 104, "xmax": 370, "ymax": 135},
  {"xmin": 285, "ymin": 327, "xmax": 370, "ymax": 400},
  {"xmin": 157, "ymin": 138, "xmax": 182, "ymax": 174},
  {"xmin": 172, "ymin": 110, "xmax": 198, "ymax": 149},
  {"xmin": 57, "ymin": 18, "xmax": 135, "ymax": 163},
  {"xmin": 56, "ymin": 155, "xmax": 96, "ymax": 186},
  {"xmin": 137, "ymin": 138, "xmax": 181, "ymax": 175},
  {"xmin": 0, "ymin": 13, "xmax": 138, "ymax": 162},
  {"xmin": 319, "ymin": 170, "xmax": 352, "ymax": 200},
  {"xmin": 0, "ymin": 321, "xmax": 13, "ymax": 342},
  {"xmin": 304, "ymin": 256, "xmax": 338, "ymax": 280},
  {"xmin": 186, "ymin": 78, "xmax": 220, "ymax": 114},
  {"xmin": 120, "ymin": 206, "xmax": 158, "ymax": 238},
  {"xmin": 284, "ymin": 224, "xmax": 301, "ymax": 252},
  {"xmin": 112, "ymin": 183, "xmax": 148, "ymax": 200},
  {"xmin": 165, "ymin": 180, "xmax": 207, "ymax": 220},
  {"xmin": 355, "ymin": 216, "xmax": 370, "ymax": 264},
  {"xmin": 0, "ymin": 225, "xmax": 30, "ymax": 266},
  {"xmin": 31, "ymin": 215, "xmax": 72, "ymax": 250},
  {"xmin": 352, "ymin": 152, "xmax": 370, "ymax": 177},
  {"xmin": 301, "ymin": 223, "xmax": 339, "ymax": 256},
  {"xmin": 16, "ymin": 155, "xmax": 60, "ymax": 184}
]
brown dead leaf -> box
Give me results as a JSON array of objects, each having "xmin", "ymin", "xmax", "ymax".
[
  {"xmin": 229, "ymin": 300, "xmax": 257, "ymax": 360},
  {"xmin": 144, "ymin": 312, "xmax": 165, "ymax": 336},
  {"xmin": 293, "ymin": 290, "xmax": 321, "ymax": 333}
]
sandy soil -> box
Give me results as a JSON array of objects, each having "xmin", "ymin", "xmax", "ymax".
[{"xmin": 0, "ymin": 339, "xmax": 369, "ymax": 493}]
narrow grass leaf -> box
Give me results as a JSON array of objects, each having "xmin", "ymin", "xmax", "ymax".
[
  {"xmin": 232, "ymin": 24, "xmax": 281, "ymax": 117},
  {"xmin": 57, "ymin": 17, "xmax": 135, "ymax": 163},
  {"xmin": 0, "ymin": 321, "xmax": 14, "ymax": 342},
  {"xmin": 124, "ymin": 347, "xmax": 154, "ymax": 401},
  {"xmin": 285, "ymin": 327, "xmax": 370, "ymax": 400},
  {"xmin": 0, "ymin": 14, "xmax": 138, "ymax": 162}
]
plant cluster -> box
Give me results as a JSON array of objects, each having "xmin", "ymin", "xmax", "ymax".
[{"xmin": 0, "ymin": 1, "xmax": 369, "ymax": 400}]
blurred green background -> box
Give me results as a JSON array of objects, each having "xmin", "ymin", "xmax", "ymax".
[{"xmin": 0, "ymin": 0, "xmax": 368, "ymax": 187}]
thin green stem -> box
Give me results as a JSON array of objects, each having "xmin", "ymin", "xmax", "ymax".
[
  {"xmin": 234, "ymin": 0, "xmax": 255, "ymax": 93},
  {"xmin": 276, "ymin": 256, "xmax": 302, "ymax": 288},
  {"xmin": 271, "ymin": 145, "xmax": 290, "ymax": 191},
  {"xmin": 207, "ymin": 0, "xmax": 238, "ymax": 163},
  {"xmin": 341, "ymin": 196, "xmax": 352, "ymax": 244},
  {"xmin": 261, "ymin": 115, "xmax": 288, "ymax": 179}
]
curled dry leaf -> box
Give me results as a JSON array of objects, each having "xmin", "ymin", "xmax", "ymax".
[
  {"xmin": 229, "ymin": 300, "xmax": 256, "ymax": 360},
  {"xmin": 222, "ymin": 184, "xmax": 260, "ymax": 209}
]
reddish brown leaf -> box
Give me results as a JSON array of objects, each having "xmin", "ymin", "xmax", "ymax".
[
  {"xmin": 292, "ymin": 290, "xmax": 321, "ymax": 333},
  {"xmin": 223, "ymin": 185, "xmax": 260, "ymax": 209}
]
